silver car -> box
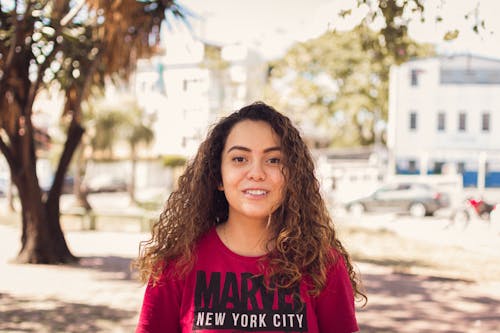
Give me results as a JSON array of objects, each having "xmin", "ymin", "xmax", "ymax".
[{"xmin": 345, "ymin": 182, "xmax": 450, "ymax": 217}]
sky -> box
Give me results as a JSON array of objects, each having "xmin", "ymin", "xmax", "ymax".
[{"xmin": 172, "ymin": 0, "xmax": 500, "ymax": 60}]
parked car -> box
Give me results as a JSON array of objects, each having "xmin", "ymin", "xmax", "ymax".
[
  {"xmin": 83, "ymin": 175, "xmax": 128, "ymax": 193},
  {"xmin": 345, "ymin": 182, "xmax": 450, "ymax": 217}
]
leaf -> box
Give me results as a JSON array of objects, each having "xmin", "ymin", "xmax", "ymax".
[
  {"xmin": 339, "ymin": 9, "xmax": 352, "ymax": 18},
  {"xmin": 443, "ymin": 30, "xmax": 459, "ymax": 41}
]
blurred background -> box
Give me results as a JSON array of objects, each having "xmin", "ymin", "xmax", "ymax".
[{"xmin": 1, "ymin": 0, "xmax": 500, "ymax": 332}]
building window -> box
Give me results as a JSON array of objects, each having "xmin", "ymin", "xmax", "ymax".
[
  {"xmin": 408, "ymin": 160, "xmax": 417, "ymax": 173},
  {"xmin": 441, "ymin": 68, "xmax": 500, "ymax": 84},
  {"xmin": 410, "ymin": 69, "xmax": 420, "ymax": 86},
  {"xmin": 457, "ymin": 162, "xmax": 465, "ymax": 174},
  {"xmin": 437, "ymin": 112, "xmax": 446, "ymax": 131},
  {"xmin": 409, "ymin": 111, "xmax": 417, "ymax": 130},
  {"xmin": 482, "ymin": 112, "xmax": 490, "ymax": 132},
  {"xmin": 458, "ymin": 112, "xmax": 467, "ymax": 131},
  {"xmin": 433, "ymin": 161, "xmax": 445, "ymax": 174}
]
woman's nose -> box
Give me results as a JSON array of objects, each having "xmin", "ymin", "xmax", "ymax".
[{"xmin": 247, "ymin": 161, "xmax": 265, "ymax": 181}]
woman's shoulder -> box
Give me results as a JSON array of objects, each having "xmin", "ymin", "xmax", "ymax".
[{"xmin": 311, "ymin": 247, "xmax": 349, "ymax": 285}]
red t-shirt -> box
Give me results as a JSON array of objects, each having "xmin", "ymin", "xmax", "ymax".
[{"xmin": 137, "ymin": 227, "xmax": 359, "ymax": 333}]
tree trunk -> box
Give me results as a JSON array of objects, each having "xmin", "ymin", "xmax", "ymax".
[
  {"xmin": 73, "ymin": 143, "xmax": 92, "ymax": 210},
  {"xmin": 14, "ymin": 121, "xmax": 84, "ymax": 264},
  {"xmin": 129, "ymin": 146, "xmax": 137, "ymax": 204},
  {"xmin": 13, "ymin": 169, "xmax": 78, "ymax": 264}
]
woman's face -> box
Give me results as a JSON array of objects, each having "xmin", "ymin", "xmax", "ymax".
[{"xmin": 220, "ymin": 120, "xmax": 285, "ymax": 225}]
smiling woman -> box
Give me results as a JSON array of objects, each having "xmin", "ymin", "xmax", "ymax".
[
  {"xmin": 218, "ymin": 120, "xmax": 285, "ymax": 253},
  {"xmin": 134, "ymin": 101, "xmax": 365, "ymax": 333}
]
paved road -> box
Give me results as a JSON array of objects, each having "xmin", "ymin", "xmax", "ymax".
[
  {"xmin": 335, "ymin": 209, "xmax": 500, "ymax": 256},
  {"xmin": 2, "ymin": 195, "xmax": 500, "ymax": 332},
  {"xmin": 334, "ymin": 211, "xmax": 500, "ymax": 333}
]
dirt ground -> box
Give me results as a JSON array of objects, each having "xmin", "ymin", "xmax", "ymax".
[
  {"xmin": 355, "ymin": 263, "xmax": 500, "ymax": 333},
  {"xmin": 1, "ymin": 221, "xmax": 499, "ymax": 333}
]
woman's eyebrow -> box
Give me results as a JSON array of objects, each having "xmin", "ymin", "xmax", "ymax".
[
  {"xmin": 226, "ymin": 145, "xmax": 281, "ymax": 153},
  {"xmin": 263, "ymin": 146, "xmax": 281, "ymax": 153},
  {"xmin": 227, "ymin": 145, "xmax": 251, "ymax": 153}
]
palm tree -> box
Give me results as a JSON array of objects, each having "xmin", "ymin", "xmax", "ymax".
[
  {"xmin": 0, "ymin": 0, "xmax": 186, "ymax": 264},
  {"xmin": 123, "ymin": 103, "xmax": 155, "ymax": 204},
  {"xmin": 83, "ymin": 97, "xmax": 154, "ymax": 204},
  {"xmin": 72, "ymin": 99, "xmax": 128, "ymax": 211}
]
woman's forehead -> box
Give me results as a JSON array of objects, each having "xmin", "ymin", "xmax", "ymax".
[{"xmin": 224, "ymin": 120, "xmax": 281, "ymax": 151}]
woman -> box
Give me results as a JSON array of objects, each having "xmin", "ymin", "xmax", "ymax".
[{"xmin": 135, "ymin": 102, "xmax": 365, "ymax": 332}]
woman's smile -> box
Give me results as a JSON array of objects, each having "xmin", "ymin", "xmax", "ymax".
[
  {"xmin": 220, "ymin": 120, "xmax": 285, "ymax": 224},
  {"xmin": 242, "ymin": 188, "xmax": 269, "ymax": 197}
]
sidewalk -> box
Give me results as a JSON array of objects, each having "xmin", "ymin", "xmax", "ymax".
[
  {"xmin": 1, "ymin": 222, "xmax": 499, "ymax": 332},
  {"xmin": 355, "ymin": 262, "xmax": 500, "ymax": 333},
  {"xmin": 0, "ymin": 224, "xmax": 148, "ymax": 333}
]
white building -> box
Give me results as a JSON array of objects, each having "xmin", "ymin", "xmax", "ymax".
[
  {"xmin": 314, "ymin": 147, "xmax": 384, "ymax": 205},
  {"xmin": 132, "ymin": 29, "xmax": 267, "ymax": 158},
  {"xmin": 6, "ymin": 31, "xmax": 266, "ymax": 197},
  {"xmin": 388, "ymin": 54, "xmax": 500, "ymax": 188}
]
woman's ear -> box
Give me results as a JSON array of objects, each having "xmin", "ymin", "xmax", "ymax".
[{"xmin": 218, "ymin": 183, "xmax": 224, "ymax": 191}]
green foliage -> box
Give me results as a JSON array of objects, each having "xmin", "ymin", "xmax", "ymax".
[
  {"xmin": 0, "ymin": 0, "xmax": 188, "ymax": 264},
  {"xmin": 84, "ymin": 97, "xmax": 154, "ymax": 159},
  {"xmin": 201, "ymin": 44, "xmax": 229, "ymax": 71},
  {"xmin": 266, "ymin": 25, "xmax": 434, "ymax": 148},
  {"xmin": 444, "ymin": 30, "xmax": 460, "ymax": 41},
  {"xmin": 354, "ymin": 0, "xmax": 487, "ymax": 59},
  {"xmin": 123, "ymin": 104, "xmax": 155, "ymax": 149},
  {"xmin": 0, "ymin": 0, "xmax": 186, "ymax": 177},
  {"xmin": 162, "ymin": 155, "xmax": 186, "ymax": 168},
  {"xmin": 90, "ymin": 108, "xmax": 127, "ymax": 156}
]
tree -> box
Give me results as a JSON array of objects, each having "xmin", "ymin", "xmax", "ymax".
[
  {"xmin": 88, "ymin": 97, "xmax": 155, "ymax": 203},
  {"xmin": 0, "ymin": 0, "xmax": 186, "ymax": 264},
  {"xmin": 351, "ymin": 0, "xmax": 489, "ymax": 63},
  {"xmin": 89, "ymin": 106, "xmax": 129, "ymax": 159},
  {"xmin": 265, "ymin": 1, "xmax": 487, "ymax": 147},
  {"xmin": 80, "ymin": 96, "xmax": 154, "ymax": 205},
  {"xmin": 266, "ymin": 24, "xmax": 434, "ymax": 147},
  {"xmin": 122, "ymin": 102, "xmax": 154, "ymax": 204}
]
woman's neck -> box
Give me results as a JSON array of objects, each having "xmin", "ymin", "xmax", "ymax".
[{"xmin": 217, "ymin": 217, "xmax": 271, "ymax": 257}]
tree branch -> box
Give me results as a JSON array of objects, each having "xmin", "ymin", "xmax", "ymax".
[
  {"xmin": 48, "ymin": 50, "xmax": 100, "ymax": 201},
  {"xmin": 47, "ymin": 120, "xmax": 84, "ymax": 204},
  {"xmin": 26, "ymin": 0, "xmax": 76, "ymax": 115},
  {"xmin": 26, "ymin": 43, "xmax": 63, "ymax": 115},
  {"xmin": 1, "ymin": 4, "xmax": 20, "ymax": 87},
  {"xmin": 0, "ymin": 2, "xmax": 36, "ymax": 100},
  {"xmin": 4, "ymin": 1, "xmax": 35, "ymax": 68},
  {"xmin": 60, "ymin": 0, "xmax": 86, "ymax": 26},
  {"xmin": 26, "ymin": 0, "xmax": 88, "ymax": 113}
]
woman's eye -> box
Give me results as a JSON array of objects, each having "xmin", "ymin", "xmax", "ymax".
[
  {"xmin": 232, "ymin": 156, "xmax": 246, "ymax": 163},
  {"xmin": 268, "ymin": 157, "xmax": 281, "ymax": 164}
]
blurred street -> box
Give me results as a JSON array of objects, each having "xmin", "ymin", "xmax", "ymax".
[
  {"xmin": 2, "ymin": 0, "xmax": 500, "ymax": 332},
  {"xmin": 2, "ymin": 194, "xmax": 500, "ymax": 332},
  {"xmin": 335, "ymin": 209, "xmax": 500, "ymax": 256}
]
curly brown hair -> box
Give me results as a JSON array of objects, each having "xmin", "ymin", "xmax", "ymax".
[{"xmin": 135, "ymin": 101, "xmax": 366, "ymax": 303}]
